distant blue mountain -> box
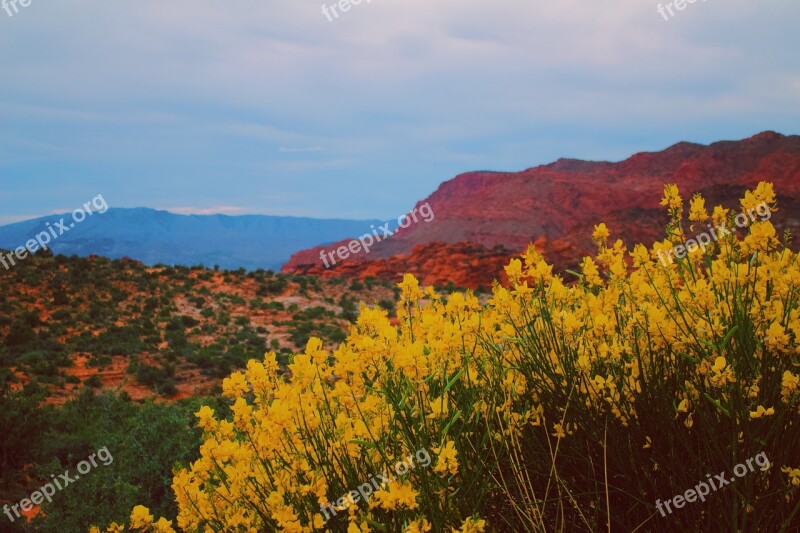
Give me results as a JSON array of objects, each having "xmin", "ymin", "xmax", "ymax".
[{"xmin": 0, "ymin": 208, "xmax": 380, "ymax": 271}]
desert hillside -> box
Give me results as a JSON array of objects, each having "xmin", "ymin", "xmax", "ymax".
[
  {"xmin": 0, "ymin": 251, "xmax": 397, "ymax": 404},
  {"xmin": 284, "ymin": 131, "xmax": 800, "ymax": 286}
]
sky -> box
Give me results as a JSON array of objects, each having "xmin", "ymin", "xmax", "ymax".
[{"xmin": 0, "ymin": 0, "xmax": 798, "ymax": 225}]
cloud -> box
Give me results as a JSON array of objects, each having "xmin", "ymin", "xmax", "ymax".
[
  {"xmin": 0, "ymin": 0, "xmax": 797, "ymax": 219},
  {"xmin": 0, "ymin": 214, "xmax": 47, "ymax": 225}
]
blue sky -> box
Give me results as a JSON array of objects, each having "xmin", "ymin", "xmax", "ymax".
[{"xmin": 0, "ymin": 0, "xmax": 798, "ymax": 224}]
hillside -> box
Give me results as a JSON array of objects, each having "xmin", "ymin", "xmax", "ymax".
[
  {"xmin": 0, "ymin": 250, "xmax": 397, "ymax": 404},
  {"xmin": 283, "ymin": 131, "xmax": 800, "ymax": 286}
]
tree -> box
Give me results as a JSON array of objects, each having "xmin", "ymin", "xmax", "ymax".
[{"xmin": 0, "ymin": 371, "xmax": 51, "ymax": 491}]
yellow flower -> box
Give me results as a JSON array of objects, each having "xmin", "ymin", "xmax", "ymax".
[
  {"xmin": 504, "ymin": 258, "xmax": 523, "ymax": 284},
  {"xmin": 405, "ymin": 518, "xmax": 433, "ymax": 533},
  {"xmin": 749, "ymin": 405, "xmax": 775, "ymax": 419},
  {"xmin": 592, "ymin": 223, "xmax": 610, "ymax": 244},
  {"xmin": 741, "ymin": 181, "xmax": 776, "ymax": 212},
  {"xmin": 153, "ymin": 517, "xmax": 176, "ymax": 533},
  {"xmin": 194, "ymin": 405, "xmax": 216, "ymax": 431},
  {"xmin": 782, "ymin": 466, "xmax": 800, "ymax": 488},
  {"xmin": 392, "ymin": 481, "xmax": 420, "ymax": 509},
  {"xmin": 129, "ymin": 505, "xmax": 154, "ymax": 529},
  {"xmin": 427, "ymin": 395, "xmax": 450, "ymax": 419},
  {"xmin": 688, "ymin": 194, "xmax": 709, "ymax": 223},
  {"xmin": 677, "ymin": 398, "xmax": 689, "ymax": 413},
  {"xmin": 660, "ymin": 183, "xmax": 682, "ymax": 209},
  {"xmin": 399, "ymin": 273, "xmax": 423, "ymax": 302},
  {"xmin": 454, "ymin": 517, "xmax": 486, "ymax": 533},
  {"xmin": 711, "ymin": 205, "xmax": 730, "ymax": 227},
  {"xmin": 374, "ymin": 481, "xmax": 419, "ymax": 511},
  {"xmin": 782, "ymin": 371, "xmax": 799, "ymax": 403},
  {"xmin": 742, "ymin": 221, "xmax": 779, "ymax": 254},
  {"xmin": 221, "ymin": 371, "xmax": 249, "ymax": 399},
  {"xmin": 765, "ymin": 321, "xmax": 790, "ymax": 350},
  {"xmin": 580, "ymin": 257, "xmax": 603, "ymax": 288},
  {"xmin": 434, "ymin": 440, "xmax": 460, "ymax": 476},
  {"xmin": 706, "ymin": 356, "xmax": 737, "ymax": 387}
]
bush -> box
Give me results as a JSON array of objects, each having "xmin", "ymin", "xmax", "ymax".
[
  {"xmin": 28, "ymin": 392, "xmax": 219, "ymax": 533},
  {"xmin": 94, "ymin": 183, "xmax": 800, "ymax": 532},
  {"xmin": 4, "ymin": 319, "xmax": 36, "ymax": 347},
  {"xmin": 257, "ymin": 277, "xmax": 289, "ymax": 297},
  {"xmin": 377, "ymin": 299, "xmax": 395, "ymax": 313},
  {"xmin": 0, "ymin": 374, "xmax": 52, "ymax": 491},
  {"xmin": 135, "ymin": 363, "xmax": 177, "ymax": 396}
]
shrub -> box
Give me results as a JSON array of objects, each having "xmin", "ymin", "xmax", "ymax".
[
  {"xmin": 31, "ymin": 392, "xmax": 217, "ymax": 533},
  {"xmin": 257, "ymin": 277, "xmax": 289, "ymax": 297},
  {"xmin": 135, "ymin": 363, "xmax": 177, "ymax": 396},
  {"xmin": 378, "ymin": 299, "xmax": 395, "ymax": 313},
  {"xmin": 99, "ymin": 183, "xmax": 800, "ymax": 532}
]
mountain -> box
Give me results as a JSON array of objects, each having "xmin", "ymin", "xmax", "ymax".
[
  {"xmin": 283, "ymin": 131, "xmax": 800, "ymax": 286},
  {"xmin": 0, "ymin": 208, "xmax": 381, "ymax": 271}
]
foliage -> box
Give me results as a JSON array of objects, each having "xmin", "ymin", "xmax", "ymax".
[
  {"xmin": 20, "ymin": 391, "xmax": 219, "ymax": 533},
  {"xmin": 104, "ymin": 183, "xmax": 800, "ymax": 532},
  {"xmin": 0, "ymin": 373, "xmax": 52, "ymax": 492}
]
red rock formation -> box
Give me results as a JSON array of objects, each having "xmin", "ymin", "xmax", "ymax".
[
  {"xmin": 288, "ymin": 241, "xmax": 517, "ymax": 288},
  {"xmin": 283, "ymin": 131, "xmax": 800, "ymax": 288}
]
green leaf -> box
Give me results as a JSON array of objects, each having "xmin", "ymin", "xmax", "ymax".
[
  {"xmin": 349, "ymin": 439, "xmax": 377, "ymax": 448},
  {"xmin": 366, "ymin": 385, "xmax": 385, "ymax": 396},
  {"xmin": 444, "ymin": 369, "xmax": 464, "ymax": 392},
  {"xmin": 698, "ymin": 338, "xmax": 717, "ymax": 351},
  {"xmin": 719, "ymin": 326, "xmax": 739, "ymax": 350},
  {"xmin": 365, "ymin": 518, "xmax": 387, "ymax": 531},
  {"xmin": 442, "ymin": 409, "xmax": 463, "ymax": 439},
  {"xmin": 398, "ymin": 387, "xmax": 411, "ymax": 408},
  {"xmin": 703, "ymin": 393, "xmax": 730, "ymax": 418}
]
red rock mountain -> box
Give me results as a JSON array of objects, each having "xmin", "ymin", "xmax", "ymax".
[{"xmin": 283, "ymin": 131, "xmax": 800, "ymax": 287}]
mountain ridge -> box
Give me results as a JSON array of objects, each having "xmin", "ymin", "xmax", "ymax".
[
  {"xmin": 0, "ymin": 208, "xmax": 381, "ymax": 271},
  {"xmin": 282, "ymin": 131, "xmax": 800, "ymax": 286}
]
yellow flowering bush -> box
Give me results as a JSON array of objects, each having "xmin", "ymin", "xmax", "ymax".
[{"xmin": 96, "ymin": 183, "xmax": 799, "ymax": 532}]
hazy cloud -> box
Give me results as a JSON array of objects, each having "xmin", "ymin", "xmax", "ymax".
[{"xmin": 0, "ymin": 0, "xmax": 797, "ymax": 220}]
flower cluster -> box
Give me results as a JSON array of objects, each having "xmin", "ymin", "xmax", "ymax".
[{"xmin": 94, "ymin": 183, "xmax": 800, "ymax": 532}]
